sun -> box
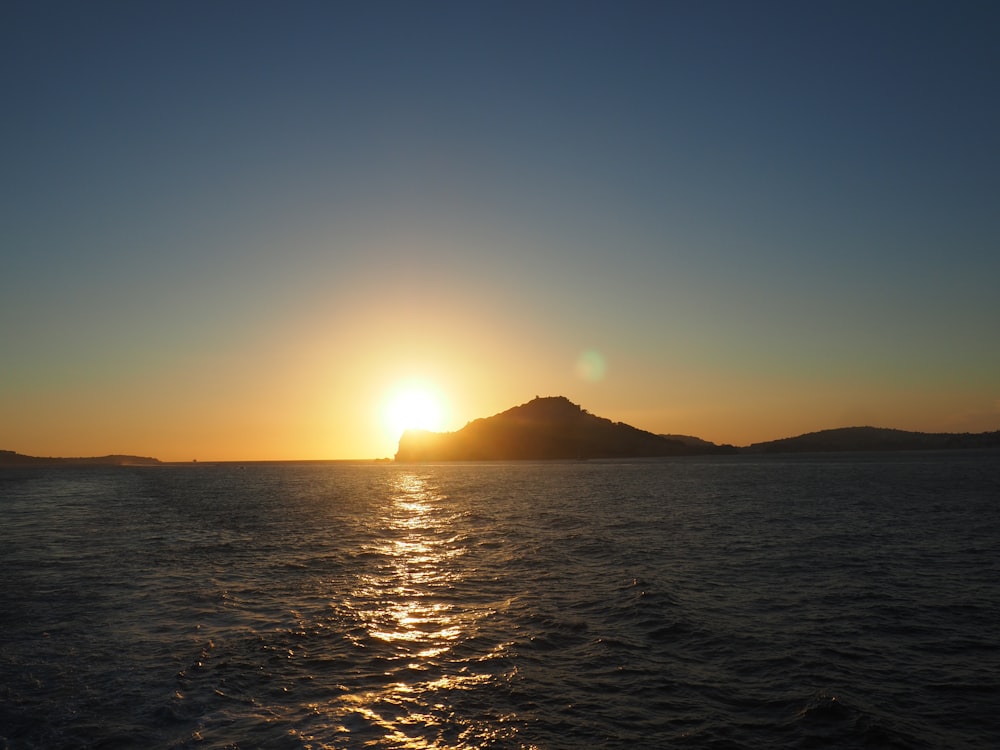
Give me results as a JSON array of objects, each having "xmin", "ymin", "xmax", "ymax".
[{"xmin": 384, "ymin": 383, "xmax": 446, "ymax": 438}]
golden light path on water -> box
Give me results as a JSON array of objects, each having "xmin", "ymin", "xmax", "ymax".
[{"xmin": 307, "ymin": 472, "xmax": 518, "ymax": 749}]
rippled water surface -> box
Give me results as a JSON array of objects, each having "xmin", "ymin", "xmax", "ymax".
[{"xmin": 2, "ymin": 453, "xmax": 999, "ymax": 748}]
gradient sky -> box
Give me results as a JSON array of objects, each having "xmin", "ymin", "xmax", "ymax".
[{"xmin": 3, "ymin": 1, "xmax": 998, "ymax": 461}]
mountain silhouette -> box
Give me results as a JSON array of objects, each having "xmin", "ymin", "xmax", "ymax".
[
  {"xmin": 395, "ymin": 397, "xmax": 1000, "ymax": 461},
  {"xmin": 0, "ymin": 450, "xmax": 161, "ymax": 466},
  {"xmin": 745, "ymin": 426, "xmax": 1000, "ymax": 453},
  {"xmin": 395, "ymin": 396, "xmax": 734, "ymax": 461}
]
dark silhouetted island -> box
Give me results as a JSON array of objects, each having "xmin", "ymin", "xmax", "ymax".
[
  {"xmin": 744, "ymin": 426, "xmax": 1000, "ymax": 453},
  {"xmin": 395, "ymin": 396, "xmax": 737, "ymax": 461},
  {"xmin": 0, "ymin": 450, "xmax": 161, "ymax": 467},
  {"xmin": 395, "ymin": 397, "xmax": 1000, "ymax": 462}
]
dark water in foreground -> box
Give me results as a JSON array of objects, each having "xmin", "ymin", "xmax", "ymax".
[{"xmin": 2, "ymin": 453, "xmax": 999, "ymax": 749}]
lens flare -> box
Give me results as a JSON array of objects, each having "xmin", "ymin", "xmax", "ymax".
[{"xmin": 575, "ymin": 349, "xmax": 607, "ymax": 382}]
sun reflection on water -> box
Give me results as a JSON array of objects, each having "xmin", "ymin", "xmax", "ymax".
[
  {"xmin": 313, "ymin": 472, "xmax": 517, "ymax": 748},
  {"xmin": 360, "ymin": 474, "xmax": 466, "ymax": 651}
]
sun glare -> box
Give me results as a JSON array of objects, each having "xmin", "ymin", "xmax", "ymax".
[{"xmin": 384, "ymin": 384, "xmax": 446, "ymax": 438}]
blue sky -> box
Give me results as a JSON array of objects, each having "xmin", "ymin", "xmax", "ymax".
[{"xmin": 2, "ymin": 1, "xmax": 998, "ymax": 459}]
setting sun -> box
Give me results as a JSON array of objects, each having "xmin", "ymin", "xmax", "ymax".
[{"xmin": 384, "ymin": 383, "xmax": 447, "ymax": 439}]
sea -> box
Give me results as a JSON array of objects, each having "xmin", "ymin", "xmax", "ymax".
[{"xmin": 2, "ymin": 452, "xmax": 998, "ymax": 749}]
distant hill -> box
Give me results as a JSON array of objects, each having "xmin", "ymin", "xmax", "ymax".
[
  {"xmin": 0, "ymin": 450, "xmax": 161, "ymax": 467},
  {"xmin": 744, "ymin": 426, "xmax": 1000, "ymax": 454},
  {"xmin": 395, "ymin": 396, "xmax": 735, "ymax": 461}
]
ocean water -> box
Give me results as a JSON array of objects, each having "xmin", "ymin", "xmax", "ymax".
[{"xmin": 2, "ymin": 453, "xmax": 999, "ymax": 749}]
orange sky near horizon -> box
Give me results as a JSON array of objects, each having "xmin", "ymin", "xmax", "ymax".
[{"xmin": 3, "ymin": 331, "xmax": 996, "ymax": 463}]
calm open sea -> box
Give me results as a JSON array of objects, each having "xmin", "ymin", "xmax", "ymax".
[{"xmin": 2, "ymin": 453, "xmax": 999, "ymax": 749}]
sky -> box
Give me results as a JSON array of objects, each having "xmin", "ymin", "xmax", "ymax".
[{"xmin": 2, "ymin": 0, "xmax": 998, "ymax": 461}]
